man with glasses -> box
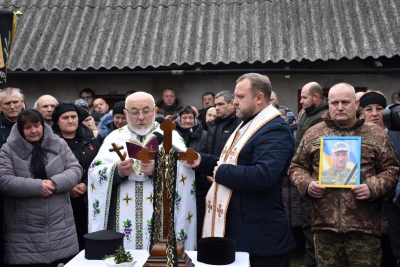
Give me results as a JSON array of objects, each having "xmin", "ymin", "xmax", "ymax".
[
  {"xmin": 87, "ymin": 92, "xmax": 197, "ymax": 251},
  {"xmin": 80, "ymin": 88, "xmax": 95, "ymax": 114}
]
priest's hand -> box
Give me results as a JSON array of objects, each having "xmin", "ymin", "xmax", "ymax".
[
  {"xmin": 185, "ymin": 153, "xmax": 201, "ymax": 168},
  {"xmin": 307, "ymin": 181, "xmax": 325, "ymax": 198},
  {"xmin": 206, "ymin": 175, "xmax": 215, "ymax": 184},
  {"xmin": 141, "ymin": 160, "xmax": 155, "ymax": 176},
  {"xmin": 351, "ymin": 184, "xmax": 372, "ymax": 200},
  {"xmin": 41, "ymin": 180, "xmax": 55, "ymax": 197},
  {"xmin": 69, "ymin": 183, "xmax": 87, "ymax": 198},
  {"xmin": 118, "ymin": 158, "xmax": 134, "ymax": 177}
]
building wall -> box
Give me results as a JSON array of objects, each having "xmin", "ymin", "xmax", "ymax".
[{"xmin": 7, "ymin": 72, "xmax": 400, "ymax": 115}]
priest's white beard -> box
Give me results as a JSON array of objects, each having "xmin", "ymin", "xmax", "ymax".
[{"xmin": 127, "ymin": 117, "xmax": 155, "ymax": 136}]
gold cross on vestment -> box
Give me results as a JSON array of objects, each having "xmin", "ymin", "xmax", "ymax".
[
  {"xmin": 229, "ymin": 147, "xmax": 238, "ymax": 159},
  {"xmin": 122, "ymin": 193, "xmax": 133, "ymax": 206},
  {"xmin": 90, "ymin": 181, "xmax": 95, "ymax": 192},
  {"xmin": 217, "ymin": 204, "xmax": 224, "ymax": 217},
  {"xmin": 207, "ymin": 200, "xmax": 213, "ymax": 213},
  {"xmin": 146, "ymin": 192, "xmax": 153, "ymax": 205},
  {"xmin": 185, "ymin": 212, "xmax": 194, "ymax": 223},
  {"xmin": 179, "ymin": 174, "xmax": 187, "ymax": 185}
]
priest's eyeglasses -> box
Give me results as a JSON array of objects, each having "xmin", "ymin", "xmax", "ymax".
[{"xmin": 125, "ymin": 107, "xmax": 155, "ymax": 117}]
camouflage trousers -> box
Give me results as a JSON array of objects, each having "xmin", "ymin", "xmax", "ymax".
[{"xmin": 314, "ymin": 231, "xmax": 382, "ymax": 267}]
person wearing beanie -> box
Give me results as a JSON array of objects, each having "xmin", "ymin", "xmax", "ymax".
[
  {"xmin": 51, "ymin": 103, "xmax": 100, "ymax": 252},
  {"xmin": 359, "ymin": 90, "xmax": 400, "ymax": 267},
  {"xmin": 96, "ymin": 101, "xmax": 127, "ymax": 145},
  {"xmin": 359, "ymin": 91, "xmax": 387, "ymax": 129}
]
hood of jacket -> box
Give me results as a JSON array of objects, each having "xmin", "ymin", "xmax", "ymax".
[
  {"xmin": 7, "ymin": 123, "xmax": 61, "ymax": 160},
  {"xmin": 98, "ymin": 113, "xmax": 115, "ymax": 137}
]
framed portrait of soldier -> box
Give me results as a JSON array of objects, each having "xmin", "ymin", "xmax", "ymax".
[{"xmin": 318, "ymin": 137, "xmax": 361, "ymax": 188}]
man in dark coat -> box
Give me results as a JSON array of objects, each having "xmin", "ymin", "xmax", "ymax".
[
  {"xmin": 156, "ymin": 87, "xmax": 182, "ymax": 118},
  {"xmin": 294, "ymin": 82, "xmax": 328, "ymax": 267},
  {"xmin": 190, "ymin": 73, "xmax": 295, "ymax": 267},
  {"xmin": 201, "ymin": 91, "xmax": 241, "ymax": 155},
  {"xmin": 0, "ymin": 87, "xmax": 25, "ymax": 266}
]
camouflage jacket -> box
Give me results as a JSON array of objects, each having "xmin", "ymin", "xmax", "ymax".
[{"xmin": 289, "ymin": 107, "xmax": 399, "ymax": 236}]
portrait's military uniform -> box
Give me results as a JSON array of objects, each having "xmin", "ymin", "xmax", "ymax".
[{"xmin": 322, "ymin": 167, "xmax": 357, "ymax": 185}]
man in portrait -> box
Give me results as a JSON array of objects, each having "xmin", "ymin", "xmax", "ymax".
[{"xmin": 321, "ymin": 141, "xmax": 357, "ymax": 185}]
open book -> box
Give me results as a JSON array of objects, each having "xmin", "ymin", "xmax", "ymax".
[{"xmin": 125, "ymin": 133, "xmax": 159, "ymax": 159}]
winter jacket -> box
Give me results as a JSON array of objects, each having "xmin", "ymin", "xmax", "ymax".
[
  {"xmin": 174, "ymin": 117, "xmax": 207, "ymax": 152},
  {"xmin": 174, "ymin": 118, "xmax": 208, "ymax": 238},
  {"xmin": 197, "ymin": 115, "xmax": 296, "ymax": 257},
  {"xmin": 289, "ymin": 107, "xmax": 399, "ymax": 236},
  {"xmin": 0, "ymin": 112, "xmax": 15, "ymax": 149},
  {"xmin": 97, "ymin": 113, "xmax": 115, "ymax": 145},
  {"xmin": 201, "ymin": 111, "xmax": 242, "ymax": 156},
  {"xmin": 156, "ymin": 99, "xmax": 182, "ymax": 117},
  {"xmin": 295, "ymin": 99, "xmax": 329, "ymax": 151},
  {"xmin": 0, "ymin": 123, "xmax": 82, "ymax": 265},
  {"xmin": 55, "ymin": 124, "xmax": 100, "ymax": 251},
  {"xmin": 282, "ymin": 175, "xmax": 302, "ymax": 227}
]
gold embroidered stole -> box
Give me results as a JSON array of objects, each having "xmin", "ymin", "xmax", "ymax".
[{"xmin": 202, "ymin": 105, "xmax": 281, "ymax": 237}]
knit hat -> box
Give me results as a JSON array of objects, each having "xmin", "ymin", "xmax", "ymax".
[
  {"xmin": 359, "ymin": 92, "xmax": 387, "ymax": 109},
  {"xmin": 74, "ymin": 98, "xmax": 89, "ymax": 111},
  {"xmin": 91, "ymin": 112, "xmax": 102, "ymax": 122},
  {"xmin": 113, "ymin": 101, "xmax": 125, "ymax": 116},
  {"xmin": 52, "ymin": 103, "xmax": 84, "ymax": 124}
]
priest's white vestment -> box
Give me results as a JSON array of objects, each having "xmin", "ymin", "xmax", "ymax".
[{"xmin": 88, "ymin": 122, "xmax": 197, "ymax": 251}]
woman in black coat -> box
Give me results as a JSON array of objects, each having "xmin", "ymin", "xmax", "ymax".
[
  {"xmin": 175, "ymin": 106, "xmax": 208, "ymax": 240},
  {"xmin": 52, "ymin": 103, "xmax": 100, "ymax": 251}
]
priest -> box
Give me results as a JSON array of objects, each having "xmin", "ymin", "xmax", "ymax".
[{"xmin": 88, "ymin": 92, "xmax": 196, "ymax": 251}]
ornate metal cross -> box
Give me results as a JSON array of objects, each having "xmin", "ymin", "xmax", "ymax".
[{"xmin": 137, "ymin": 119, "xmax": 198, "ymax": 239}]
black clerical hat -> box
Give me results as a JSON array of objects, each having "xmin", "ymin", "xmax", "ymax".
[
  {"xmin": 197, "ymin": 237, "xmax": 236, "ymax": 265},
  {"xmin": 83, "ymin": 230, "xmax": 125, "ymax": 260}
]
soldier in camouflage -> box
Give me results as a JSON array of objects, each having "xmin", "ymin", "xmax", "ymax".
[
  {"xmin": 321, "ymin": 142, "xmax": 357, "ymax": 185},
  {"xmin": 289, "ymin": 83, "xmax": 399, "ymax": 267}
]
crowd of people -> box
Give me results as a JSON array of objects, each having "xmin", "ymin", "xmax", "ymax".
[{"xmin": 0, "ymin": 76, "xmax": 399, "ymax": 266}]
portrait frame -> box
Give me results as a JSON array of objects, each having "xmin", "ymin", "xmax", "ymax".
[{"xmin": 318, "ymin": 136, "xmax": 361, "ymax": 188}]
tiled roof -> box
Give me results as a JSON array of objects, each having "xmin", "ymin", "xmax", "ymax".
[{"xmin": 2, "ymin": 0, "xmax": 400, "ymax": 71}]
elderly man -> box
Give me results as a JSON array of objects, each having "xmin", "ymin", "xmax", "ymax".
[
  {"xmin": 0, "ymin": 87, "xmax": 25, "ymax": 266},
  {"xmin": 35, "ymin": 95, "xmax": 58, "ymax": 125},
  {"xmin": 156, "ymin": 88, "xmax": 182, "ymax": 117},
  {"xmin": 0, "ymin": 88, "xmax": 25, "ymax": 148},
  {"xmin": 190, "ymin": 73, "xmax": 295, "ymax": 267},
  {"xmin": 88, "ymin": 92, "xmax": 196, "ymax": 251},
  {"xmin": 289, "ymin": 83, "xmax": 399, "ymax": 267},
  {"xmin": 270, "ymin": 91, "xmax": 279, "ymax": 108}
]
